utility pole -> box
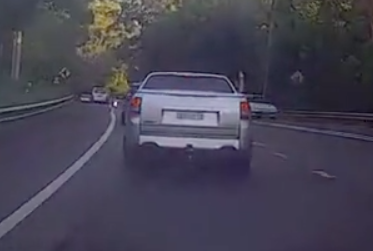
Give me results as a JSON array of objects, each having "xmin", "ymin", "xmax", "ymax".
[
  {"xmin": 238, "ymin": 71, "xmax": 245, "ymax": 93},
  {"xmin": 11, "ymin": 30, "xmax": 22, "ymax": 80},
  {"xmin": 262, "ymin": 0, "xmax": 276, "ymax": 99}
]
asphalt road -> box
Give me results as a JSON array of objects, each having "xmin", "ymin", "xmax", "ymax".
[{"xmin": 0, "ymin": 104, "xmax": 373, "ymax": 251}]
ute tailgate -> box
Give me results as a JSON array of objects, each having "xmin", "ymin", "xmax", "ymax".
[{"xmin": 138, "ymin": 91, "xmax": 241, "ymax": 138}]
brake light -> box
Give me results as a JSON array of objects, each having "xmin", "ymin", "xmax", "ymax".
[
  {"xmin": 130, "ymin": 96, "xmax": 142, "ymax": 114},
  {"xmin": 240, "ymin": 101, "xmax": 250, "ymax": 119}
]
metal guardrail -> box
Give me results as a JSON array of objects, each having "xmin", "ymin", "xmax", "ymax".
[
  {"xmin": 282, "ymin": 110, "xmax": 373, "ymax": 122},
  {"xmin": 0, "ymin": 95, "xmax": 74, "ymax": 122}
]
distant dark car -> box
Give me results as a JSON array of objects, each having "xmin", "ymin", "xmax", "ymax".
[{"xmin": 249, "ymin": 97, "xmax": 278, "ymax": 119}]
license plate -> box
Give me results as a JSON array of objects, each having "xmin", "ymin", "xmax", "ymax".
[{"xmin": 176, "ymin": 111, "xmax": 203, "ymax": 120}]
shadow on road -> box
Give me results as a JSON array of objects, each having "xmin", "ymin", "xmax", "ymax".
[{"xmin": 122, "ymin": 155, "xmax": 253, "ymax": 192}]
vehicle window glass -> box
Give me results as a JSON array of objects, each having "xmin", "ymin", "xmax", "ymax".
[
  {"xmin": 93, "ymin": 88, "xmax": 106, "ymax": 94},
  {"xmin": 142, "ymin": 75, "xmax": 234, "ymax": 93}
]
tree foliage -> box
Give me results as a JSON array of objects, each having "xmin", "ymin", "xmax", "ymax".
[
  {"xmin": 1, "ymin": 0, "xmax": 372, "ymax": 111},
  {"xmin": 122, "ymin": 0, "xmax": 373, "ymax": 111},
  {"xmin": 78, "ymin": 0, "xmax": 180, "ymax": 59},
  {"xmin": 78, "ymin": 0, "xmax": 126, "ymax": 58},
  {"xmin": 105, "ymin": 63, "xmax": 129, "ymax": 95}
]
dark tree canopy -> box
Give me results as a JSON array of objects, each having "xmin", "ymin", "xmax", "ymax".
[{"xmin": 1, "ymin": 0, "xmax": 373, "ymax": 111}]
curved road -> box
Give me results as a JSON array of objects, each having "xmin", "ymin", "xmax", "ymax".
[{"xmin": 0, "ymin": 103, "xmax": 373, "ymax": 251}]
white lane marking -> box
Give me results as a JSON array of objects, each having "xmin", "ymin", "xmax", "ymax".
[
  {"xmin": 253, "ymin": 142, "xmax": 266, "ymax": 148},
  {"xmin": 312, "ymin": 170, "xmax": 336, "ymax": 180},
  {"xmin": 0, "ymin": 110, "xmax": 116, "ymax": 239},
  {"xmin": 273, "ymin": 152, "xmax": 288, "ymax": 159},
  {"xmin": 253, "ymin": 141, "xmax": 289, "ymax": 159},
  {"xmin": 0, "ymin": 100, "xmax": 73, "ymax": 123},
  {"xmin": 254, "ymin": 121, "xmax": 373, "ymax": 142}
]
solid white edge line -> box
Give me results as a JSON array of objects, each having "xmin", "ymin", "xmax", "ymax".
[
  {"xmin": 254, "ymin": 121, "xmax": 373, "ymax": 142},
  {"xmin": 0, "ymin": 110, "xmax": 116, "ymax": 239},
  {"xmin": 0, "ymin": 100, "xmax": 73, "ymax": 123}
]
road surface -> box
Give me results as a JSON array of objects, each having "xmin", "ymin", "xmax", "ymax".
[{"xmin": 0, "ymin": 103, "xmax": 373, "ymax": 251}]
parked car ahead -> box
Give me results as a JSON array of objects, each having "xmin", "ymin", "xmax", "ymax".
[
  {"xmin": 249, "ymin": 98, "xmax": 278, "ymax": 119},
  {"xmin": 92, "ymin": 87, "xmax": 109, "ymax": 103},
  {"xmin": 79, "ymin": 92, "xmax": 92, "ymax": 103}
]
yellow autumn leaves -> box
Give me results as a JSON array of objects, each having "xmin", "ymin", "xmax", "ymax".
[
  {"xmin": 296, "ymin": 0, "xmax": 352, "ymax": 24},
  {"xmin": 106, "ymin": 64, "xmax": 130, "ymax": 95},
  {"xmin": 78, "ymin": 0, "xmax": 125, "ymax": 58},
  {"xmin": 78, "ymin": 0, "xmax": 181, "ymax": 59}
]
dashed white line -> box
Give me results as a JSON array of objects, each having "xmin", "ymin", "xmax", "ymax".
[
  {"xmin": 253, "ymin": 141, "xmax": 289, "ymax": 159},
  {"xmin": 312, "ymin": 170, "xmax": 336, "ymax": 180},
  {"xmin": 273, "ymin": 152, "xmax": 288, "ymax": 159},
  {"xmin": 253, "ymin": 142, "xmax": 266, "ymax": 148},
  {"xmin": 0, "ymin": 110, "xmax": 116, "ymax": 239}
]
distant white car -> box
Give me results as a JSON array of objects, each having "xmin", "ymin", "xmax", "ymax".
[
  {"xmin": 249, "ymin": 100, "xmax": 278, "ymax": 119},
  {"xmin": 92, "ymin": 87, "xmax": 109, "ymax": 103},
  {"xmin": 79, "ymin": 93, "xmax": 92, "ymax": 102}
]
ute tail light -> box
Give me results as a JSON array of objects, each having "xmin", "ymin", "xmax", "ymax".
[
  {"xmin": 130, "ymin": 96, "xmax": 142, "ymax": 115},
  {"xmin": 240, "ymin": 100, "xmax": 250, "ymax": 120}
]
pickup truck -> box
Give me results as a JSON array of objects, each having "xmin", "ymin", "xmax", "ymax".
[{"xmin": 122, "ymin": 72, "xmax": 253, "ymax": 175}]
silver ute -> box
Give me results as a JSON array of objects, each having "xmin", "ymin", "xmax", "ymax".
[{"xmin": 122, "ymin": 72, "xmax": 253, "ymax": 175}]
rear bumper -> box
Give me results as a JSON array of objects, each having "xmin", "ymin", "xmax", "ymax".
[
  {"xmin": 124, "ymin": 115, "xmax": 252, "ymax": 149},
  {"xmin": 124, "ymin": 121, "xmax": 253, "ymax": 165},
  {"xmin": 92, "ymin": 99, "xmax": 108, "ymax": 103},
  {"xmin": 125, "ymin": 124, "xmax": 252, "ymax": 151},
  {"xmin": 138, "ymin": 135, "xmax": 241, "ymax": 150},
  {"xmin": 129, "ymin": 142, "xmax": 251, "ymax": 163}
]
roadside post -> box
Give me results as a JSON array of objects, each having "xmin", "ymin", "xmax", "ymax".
[{"xmin": 238, "ymin": 71, "xmax": 245, "ymax": 93}]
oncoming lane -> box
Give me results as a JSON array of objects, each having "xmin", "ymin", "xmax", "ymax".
[{"xmin": 1, "ymin": 112, "xmax": 373, "ymax": 251}]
